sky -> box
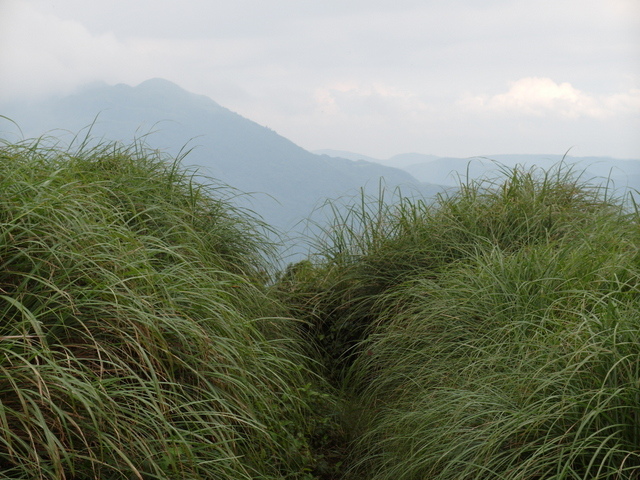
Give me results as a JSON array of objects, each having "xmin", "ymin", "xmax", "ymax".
[{"xmin": 0, "ymin": 0, "xmax": 639, "ymax": 160}]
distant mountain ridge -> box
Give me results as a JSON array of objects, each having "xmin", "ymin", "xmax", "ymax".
[
  {"xmin": 0, "ymin": 79, "xmax": 436, "ymax": 251},
  {"xmin": 317, "ymin": 149, "xmax": 640, "ymax": 191},
  {"xmin": 5, "ymin": 78, "xmax": 636, "ymax": 256}
]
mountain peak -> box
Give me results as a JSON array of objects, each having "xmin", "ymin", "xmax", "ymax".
[
  {"xmin": 135, "ymin": 78, "xmax": 184, "ymax": 93},
  {"xmin": 131, "ymin": 78, "xmax": 223, "ymax": 110}
]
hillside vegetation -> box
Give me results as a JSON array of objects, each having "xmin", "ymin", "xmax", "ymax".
[
  {"xmin": 0, "ymin": 137, "xmax": 638, "ymax": 479},
  {"xmin": 0, "ymin": 138, "xmax": 328, "ymax": 479},
  {"xmin": 284, "ymin": 165, "xmax": 640, "ymax": 479}
]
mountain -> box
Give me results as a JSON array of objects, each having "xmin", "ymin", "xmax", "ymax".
[
  {"xmin": 400, "ymin": 154, "xmax": 640, "ymax": 191},
  {"xmin": 313, "ymin": 149, "xmax": 384, "ymax": 164},
  {"xmin": 0, "ymin": 79, "xmax": 437, "ymax": 252},
  {"xmin": 323, "ymin": 150, "xmax": 640, "ymax": 192},
  {"xmin": 313, "ymin": 150, "xmax": 441, "ymax": 169}
]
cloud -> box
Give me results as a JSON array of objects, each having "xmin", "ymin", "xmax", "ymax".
[
  {"xmin": 1, "ymin": 1, "xmax": 638, "ymax": 159},
  {"xmin": 0, "ymin": 1, "xmax": 253, "ymax": 102},
  {"xmin": 0, "ymin": 1, "xmax": 134, "ymax": 100},
  {"xmin": 461, "ymin": 78, "xmax": 640, "ymax": 119},
  {"xmin": 313, "ymin": 82, "xmax": 429, "ymax": 118}
]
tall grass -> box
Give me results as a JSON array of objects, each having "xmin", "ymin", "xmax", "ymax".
[
  {"xmin": 349, "ymin": 241, "xmax": 640, "ymax": 479},
  {"xmin": 5, "ymin": 136, "xmax": 638, "ymax": 479},
  {"xmin": 285, "ymin": 164, "xmax": 640, "ymax": 479},
  {"xmin": 0, "ymin": 137, "xmax": 321, "ymax": 479}
]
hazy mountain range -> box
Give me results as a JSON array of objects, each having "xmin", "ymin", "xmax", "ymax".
[
  {"xmin": 1, "ymin": 78, "xmax": 638, "ymax": 255},
  {"xmin": 316, "ymin": 150, "xmax": 640, "ymax": 191},
  {"xmin": 0, "ymin": 79, "xmax": 440, "ymax": 252}
]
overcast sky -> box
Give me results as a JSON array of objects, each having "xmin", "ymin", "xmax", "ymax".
[{"xmin": 1, "ymin": 0, "xmax": 639, "ymax": 159}]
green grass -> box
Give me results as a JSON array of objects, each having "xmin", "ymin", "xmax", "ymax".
[
  {"xmin": 2, "ymin": 134, "xmax": 639, "ymax": 479},
  {"xmin": 0, "ymin": 137, "xmax": 326, "ymax": 479},
  {"xmin": 284, "ymin": 164, "xmax": 640, "ymax": 479},
  {"xmin": 348, "ymin": 244, "xmax": 640, "ymax": 479}
]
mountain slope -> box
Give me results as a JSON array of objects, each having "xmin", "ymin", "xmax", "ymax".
[
  {"xmin": 402, "ymin": 154, "xmax": 640, "ymax": 190},
  {"xmin": 332, "ymin": 150, "xmax": 640, "ymax": 191},
  {"xmin": 0, "ymin": 79, "xmax": 431, "ymax": 241}
]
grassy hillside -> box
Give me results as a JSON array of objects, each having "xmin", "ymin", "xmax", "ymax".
[
  {"xmin": 0, "ymin": 137, "xmax": 329, "ymax": 479},
  {"xmin": 282, "ymin": 165, "xmax": 640, "ymax": 479},
  {"xmin": 1, "ymin": 136, "xmax": 638, "ymax": 479}
]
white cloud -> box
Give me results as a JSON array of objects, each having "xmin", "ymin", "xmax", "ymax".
[
  {"xmin": 461, "ymin": 78, "xmax": 640, "ymax": 119},
  {"xmin": 0, "ymin": 1, "xmax": 132, "ymax": 100},
  {"xmin": 0, "ymin": 1, "xmax": 250, "ymax": 102},
  {"xmin": 601, "ymin": 89, "xmax": 640, "ymax": 115},
  {"xmin": 313, "ymin": 82, "xmax": 429, "ymax": 118}
]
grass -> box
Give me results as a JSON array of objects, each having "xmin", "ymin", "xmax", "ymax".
[
  {"xmin": 1, "ymin": 133, "xmax": 639, "ymax": 479},
  {"xmin": 348, "ymin": 243, "xmax": 640, "ymax": 479},
  {"xmin": 283, "ymin": 164, "xmax": 640, "ymax": 479},
  {"xmin": 0, "ymin": 137, "xmax": 326, "ymax": 479}
]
